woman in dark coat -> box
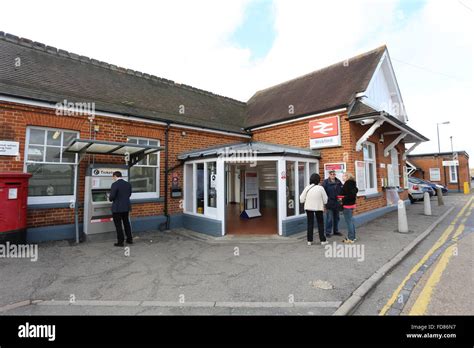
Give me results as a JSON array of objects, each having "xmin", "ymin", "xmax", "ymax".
[{"xmin": 339, "ymin": 172, "xmax": 358, "ymax": 243}]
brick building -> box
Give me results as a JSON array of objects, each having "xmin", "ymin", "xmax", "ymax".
[
  {"xmin": 407, "ymin": 151, "xmax": 470, "ymax": 192},
  {"xmin": 0, "ymin": 32, "xmax": 428, "ymax": 242}
]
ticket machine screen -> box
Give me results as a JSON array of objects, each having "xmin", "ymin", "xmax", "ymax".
[{"xmin": 92, "ymin": 190, "xmax": 110, "ymax": 202}]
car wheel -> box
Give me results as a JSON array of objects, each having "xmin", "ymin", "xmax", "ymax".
[{"xmin": 409, "ymin": 195, "xmax": 415, "ymax": 204}]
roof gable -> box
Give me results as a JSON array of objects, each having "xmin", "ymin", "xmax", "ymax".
[
  {"xmin": 245, "ymin": 46, "xmax": 386, "ymax": 128},
  {"xmin": 359, "ymin": 49, "xmax": 408, "ymax": 123}
]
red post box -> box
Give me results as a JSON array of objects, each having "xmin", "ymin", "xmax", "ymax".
[{"xmin": 0, "ymin": 173, "xmax": 32, "ymax": 243}]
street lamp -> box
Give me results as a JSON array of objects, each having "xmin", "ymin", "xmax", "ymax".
[{"xmin": 436, "ymin": 121, "xmax": 450, "ymax": 153}]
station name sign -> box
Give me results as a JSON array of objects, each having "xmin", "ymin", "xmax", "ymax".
[
  {"xmin": 309, "ymin": 115, "xmax": 341, "ymax": 149},
  {"xmin": 442, "ymin": 160, "xmax": 459, "ymax": 166}
]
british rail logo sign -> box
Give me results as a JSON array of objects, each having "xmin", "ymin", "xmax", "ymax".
[{"xmin": 308, "ymin": 115, "xmax": 341, "ymax": 149}]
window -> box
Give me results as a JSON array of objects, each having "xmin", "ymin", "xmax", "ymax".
[
  {"xmin": 298, "ymin": 162, "xmax": 307, "ymax": 215},
  {"xmin": 184, "ymin": 163, "xmax": 194, "ymax": 212},
  {"xmin": 25, "ymin": 127, "xmax": 79, "ymax": 203},
  {"xmin": 286, "ymin": 161, "xmax": 296, "ymax": 217},
  {"xmin": 357, "ymin": 142, "xmax": 377, "ymax": 194},
  {"xmin": 207, "ymin": 162, "xmax": 217, "ymax": 208},
  {"xmin": 449, "ymin": 165, "xmax": 458, "ymax": 183},
  {"xmin": 429, "ymin": 168, "xmax": 441, "ymax": 182},
  {"xmin": 183, "ymin": 160, "xmax": 219, "ymax": 217},
  {"xmin": 196, "ymin": 163, "xmax": 205, "ymax": 214},
  {"xmin": 127, "ymin": 137, "xmax": 160, "ymax": 198},
  {"xmin": 284, "ymin": 160, "xmax": 317, "ymax": 218}
]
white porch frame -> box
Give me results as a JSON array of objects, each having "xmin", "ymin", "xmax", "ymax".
[{"xmin": 182, "ymin": 155, "xmax": 319, "ymax": 236}]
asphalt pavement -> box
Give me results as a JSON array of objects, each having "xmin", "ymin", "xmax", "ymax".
[{"xmin": 0, "ymin": 194, "xmax": 470, "ymax": 315}]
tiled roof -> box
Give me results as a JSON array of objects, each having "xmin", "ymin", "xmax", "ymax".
[
  {"xmin": 0, "ymin": 32, "xmax": 247, "ymax": 134},
  {"xmin": 1, "ymin": 32, "xmax": 393, "ymax": 133}
]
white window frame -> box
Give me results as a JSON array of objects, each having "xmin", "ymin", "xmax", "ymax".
[
  {"xmin": 296, "ymin": 161, "xmax": 309, "ymax": 216},
  {"xmin": 358, "ymin": 142, "xmax": 378, "ymax": 195},
  {"xmin": 24, "ymin": 126, "xmax": 79, "ymax": 205},
  {"xmin": 205, "ymin": 161, "xmax": 218, "ymax": 216},
  {"xmin": 182, "ymin": 158, "xmax": 218, "ymax": 219},
  {"xmin": 284, "ymin": 158, "xmax": 319, "ymax": 220},
  {"xmin": 449, "ymin": 165, "xmax": 458, "ymax": 183},
  {"xmin": 127, "ymin": 137, "xmax": 160, "ymax": 200},
  {"xmin": 429, "ymin": 168, "xmax": 441, "ymax": 182},
  {"xmin": 183, "ymin": 162, "xmax": 194, "ymax": 213}
]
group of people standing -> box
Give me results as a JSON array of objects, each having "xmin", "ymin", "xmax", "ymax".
[{"xmin": 299, "ymin": 170, "xmax": 358, "ymax": 246}]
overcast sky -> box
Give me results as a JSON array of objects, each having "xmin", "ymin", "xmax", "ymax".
[{"xmin": 1, "ymin": 0, "xmax": 472, "ymax": 160}]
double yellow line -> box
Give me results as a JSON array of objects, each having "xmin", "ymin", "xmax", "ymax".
[{"xmin": 379, "ymin": 196, "xmax": 473, "ymax": 315}]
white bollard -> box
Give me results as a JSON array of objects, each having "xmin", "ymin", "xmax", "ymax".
[
  {"xmin": 398, "ymin": 199, "xmax": 409, "ymax": 233},
  {"xmin": 423, "ymin": 192, "xmax": 432, "ymax": 216}
]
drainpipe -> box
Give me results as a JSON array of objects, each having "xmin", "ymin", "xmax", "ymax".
[{"xmin": 159, "ymin": 123, "xmax": 171, "ymax": 231}]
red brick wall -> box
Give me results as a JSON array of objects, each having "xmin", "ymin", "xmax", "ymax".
[
  {"xmin": 253, "ymin": 112, "xmax": 409, "ymax": 215},
  {"xmin": 408, "ymin": 154, "xmax": 470, "ymax": 191},
  {"xmin": 1, "ymin": 100, "xmax": 414, "ymax": 229},
  {"xmin": 0, "ymin": 101, "xmax": 244, "ymax": 228}
]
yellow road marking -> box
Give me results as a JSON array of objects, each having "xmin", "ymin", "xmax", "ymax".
[
  {"xmin": 408, "ymin": 243, "xmax": 458, "ymax": 315},
  {"xmin": 379, "ymin": 196, "xmax": 473, "ymax": 315},
  {"xmin": 452, "ymin": 223, "xmax": 466, "ymax": 241}
]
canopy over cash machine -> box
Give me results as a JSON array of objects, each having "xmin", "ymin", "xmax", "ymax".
[{"xmin": 64, "ymin": 139, "xmax": 164, "ymax": 243}]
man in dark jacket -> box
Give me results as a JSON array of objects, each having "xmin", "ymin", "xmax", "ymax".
[
  {"xmin": 109, "ymin": 171, "xmax": 133, "ymax": 247},
  {"xmin": 322, "ymin": 170, "xmax": 343, "ymax": 237}
]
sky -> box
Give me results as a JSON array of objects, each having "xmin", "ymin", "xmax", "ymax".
[{"xmin": 1, "ymin": 0, "xmax": 473, "ymax": 160}]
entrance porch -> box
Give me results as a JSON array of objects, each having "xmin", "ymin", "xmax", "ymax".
[{"xmin": 178, "ymin": 142, "xmax": 320, "ymax": 236}]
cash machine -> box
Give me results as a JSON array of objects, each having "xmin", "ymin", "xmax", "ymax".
[{"xmin": 84, "ymin": 164, "xmax": 129, "ymax": 235}]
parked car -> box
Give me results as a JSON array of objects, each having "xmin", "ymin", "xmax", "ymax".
[
  {"xmin": 408, "ymin": 177, "xmax": 435, "ymax": 203},
  {"xmin": 408, "ymin": 179, "xmax": 425, "ymax": 203},
  {"xmin": 409, "ymin": 177, "xmax": 446, "ymax": 195}
]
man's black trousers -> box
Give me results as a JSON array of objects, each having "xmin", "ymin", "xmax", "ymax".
[{"xmin": 113, "ymin": 212, "xmax": 132, "ymax": 243}]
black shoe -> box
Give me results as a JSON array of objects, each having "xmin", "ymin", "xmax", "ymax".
[
  {"xmin": 126, "ymin": 239, "xmax": 134, "ymax": 244},
  {"xmin": 333, "ymin": 231, "xmax": 343, "ymax": 236},
  {"xmin": 325, "ymin": 234, "xmax": 332, "ymax": 238},
  {"xmin": 114, "ymin": 242, "xmax": 124, "ymax": 247}
]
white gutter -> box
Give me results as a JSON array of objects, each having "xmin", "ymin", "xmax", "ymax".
[
  {"xmin": 248, "ymin": 107, "xmax": 347, "ymax": 131},
  {"xmin": 0, "ymin": 94, "xmax": 251, "ymax": 139}
]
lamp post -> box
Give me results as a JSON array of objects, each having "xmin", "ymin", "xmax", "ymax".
[
  {"xmin": 437, "ymin": 121, "xmax": 450, "ymax": 187},
  {"xmin": 450, "ymin": 136, "xmax": 454, "ymax": 156},
  {"xmin": 437, "ymin": 121, "xmax": 450, "ymax": 154}
]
